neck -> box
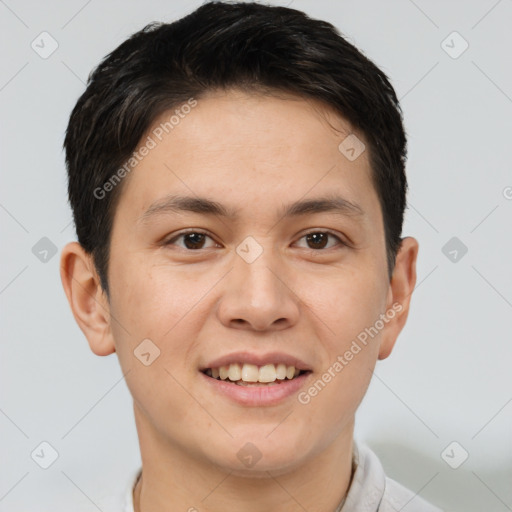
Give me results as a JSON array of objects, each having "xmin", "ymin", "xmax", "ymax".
[{"xmin": 133, "ymin": 406, "xmax": 355, "ymax": 512}]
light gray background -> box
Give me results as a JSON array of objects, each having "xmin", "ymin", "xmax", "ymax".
[{"xmin": 1, "ymin": 1, "xmax": 511, "ymax": 510}]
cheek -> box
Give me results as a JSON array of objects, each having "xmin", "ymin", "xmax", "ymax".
[
  {"xmin": 294, "ymin": 335, "xmax": 379, "ymax": 459},
  {"xmin": 110, "ymin": 256, "xmax": 195, "ymax": 334},
  {"xmin": 108, "ymin": 256, "xmax": 221, "ymax": 374},
  {"xmin": 295, "ymin": 269, "xmax": 386, "ymax": 425},
  {"xmin": 297, "ymin": 266, "xmax": 387, "ymax": 351},
  {"xmin": 107, "ymin": 259, "xmax": 204, "ymax": 426},
  {"xmin": 300, "ymin": 353, "xmax": 376, "ymax": 442}
]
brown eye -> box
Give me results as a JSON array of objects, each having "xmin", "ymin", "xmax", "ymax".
[
  {"xmin": 306, "ymin": 232, "xmax": 329, "ymax": 249},
  {"xmin": 165, "ymin": 231, "xmax": 218, "ymax": 250},
  {"xmin": 295, "ymin": 231, "xmax": 344, "ymax": 250},
  {"xmin": 182, "ymin": 233, "xmax": 206, "ymax": 249}
]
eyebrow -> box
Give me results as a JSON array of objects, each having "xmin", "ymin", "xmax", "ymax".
[{"xmin": 140, "ymin": 194, "xmax": 364, "ymax": 223}]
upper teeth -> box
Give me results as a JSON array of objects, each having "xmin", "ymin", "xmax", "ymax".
[{"xmin": 208, "ymin": 363, "xmax": 301, "ymax": 383}]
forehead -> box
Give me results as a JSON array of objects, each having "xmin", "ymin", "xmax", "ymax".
[
  {"xmin": 155, "ymin": 89, "xmax": 355, "ymax": 163},
  {"xmin": 114, "ymin": 89, "xmax": 380, "ymax": 224}
]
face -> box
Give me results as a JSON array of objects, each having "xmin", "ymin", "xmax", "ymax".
[{"xmin": 101, "ymin": 89, "xmax": 404, "ymax": 474}]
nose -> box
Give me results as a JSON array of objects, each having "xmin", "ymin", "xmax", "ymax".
[{"xmin": 216, "ymin": 247, "xmax": 301, "ymax": 332}]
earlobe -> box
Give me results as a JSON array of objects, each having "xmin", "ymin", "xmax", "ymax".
[
  {"xmin": 60, "ymin": 242, "xmax": 116, "ymax": 356},
  {"xmin": 378, "ymin": 236, "xmax": 419, "ymax": 360}
]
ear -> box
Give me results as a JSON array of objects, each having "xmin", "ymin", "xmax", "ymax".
[
  {"xmin": 60, "ymin": 242, "xmax": 115, "ymax": 356},
  {"xmin": 378, "ymin": 237, "xmax": 419, "ymax": 360}
]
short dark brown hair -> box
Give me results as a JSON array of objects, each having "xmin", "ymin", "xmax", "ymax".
[{"xmin": 64, "ymin": 0, "xmax": 407, "ymax": 294}]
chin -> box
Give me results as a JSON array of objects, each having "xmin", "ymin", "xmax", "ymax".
[
  {"xmin": 218, "ymin": 452, "xmax": 307, "ymax": 478},
  {"xmin": 203, "ymin": 428, "xmax": 313, "ymax": 477}
]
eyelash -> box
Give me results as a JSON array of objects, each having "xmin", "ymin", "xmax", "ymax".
[{"xmin": 163, "ymin": 229, "xmax": 347, "ymax": 251}]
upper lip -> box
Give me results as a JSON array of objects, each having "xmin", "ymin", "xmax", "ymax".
[{"xmin": 201, "ymin": 351, "xmax": 312, "ymax": 372}]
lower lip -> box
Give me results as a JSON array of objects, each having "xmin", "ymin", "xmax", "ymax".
[{"xmin": 200, "ymin": 372, "xmax": 311, "ymax": 407}]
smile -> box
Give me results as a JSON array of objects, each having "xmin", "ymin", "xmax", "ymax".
[{"xmin": 203, "ymin": 363, "xmax": 308, "ymax": 386}]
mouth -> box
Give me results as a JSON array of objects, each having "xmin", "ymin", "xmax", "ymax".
[
  {"xmin": 199, "ymin": 354, "xmax": 313, "ymax": 406},
  {"xmin": 201, "ymin": 363, "xmax": 311, "ymax": 386}
]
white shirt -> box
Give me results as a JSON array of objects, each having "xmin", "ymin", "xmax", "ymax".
[{"xmin": 99, "ymin": 441, "xmax": 442, "ymax": 511}]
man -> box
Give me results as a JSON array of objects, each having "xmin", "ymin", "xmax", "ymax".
[{"xmin": 60, "ymin": 2, "xmax": 441, "ymax": 510}]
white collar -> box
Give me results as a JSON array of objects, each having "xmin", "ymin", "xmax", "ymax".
[{"xmin": 123, "ymin": 440, "xmax": 396, "ymax": 512}]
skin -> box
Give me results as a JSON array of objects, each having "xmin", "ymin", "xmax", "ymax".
[{"xmin": 61, "ymin": 89, "xmax": 418, "ymax": 512}]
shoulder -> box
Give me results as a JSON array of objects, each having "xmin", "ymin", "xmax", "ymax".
[
  {"xmin": 380, "ymin": 476, "xmax": 443, "ymax": 512},
  {"xmin": 349, "ymin": 441, "xmax": 443, "ymax": 512},
  {"xmin": 96, "ymin": 468, "xmax": 140, "ymax": 512}
]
